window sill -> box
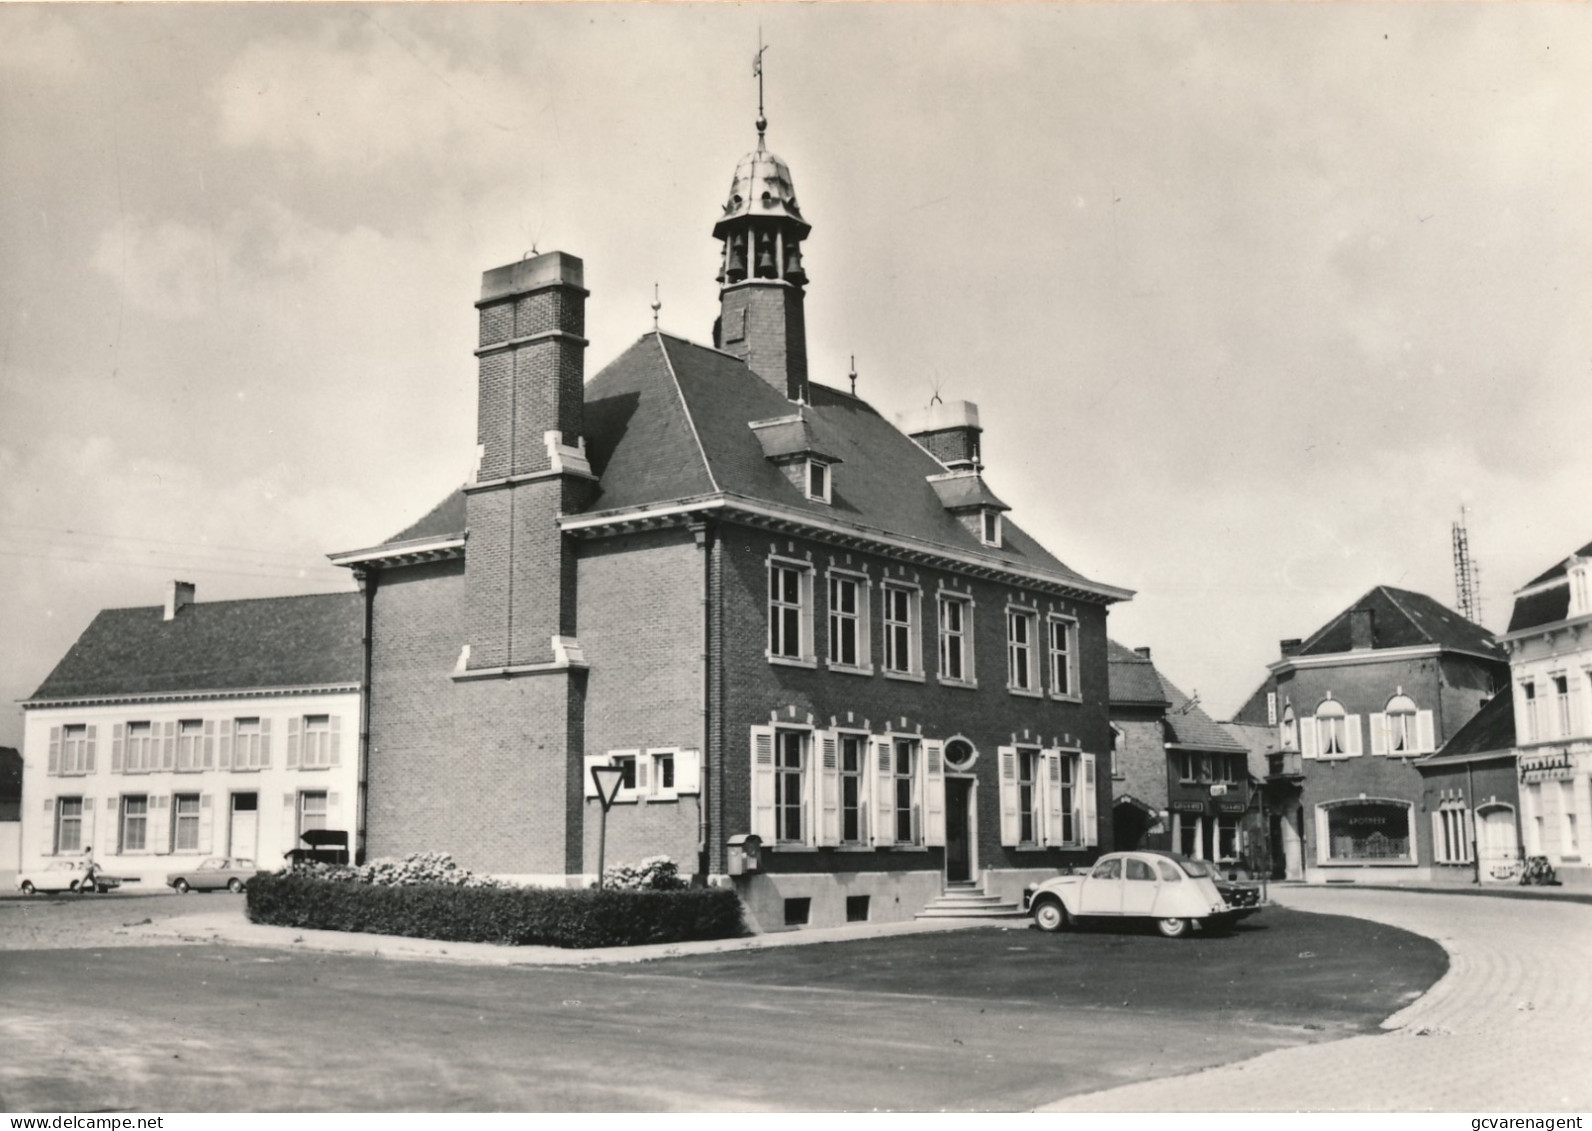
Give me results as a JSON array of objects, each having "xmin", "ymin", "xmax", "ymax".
[
  {"xmin": 1561, "ymin": 855, "xmax": 1583, "ymax": 863},
  {"xmin": 1006, "ymin": 686, "xmax": 1043, "ymax": 699},
  {"xmin": 1318, "ymin": 859, "xmax": 1416, "ymax": 867},
  {"xmin": 1049, "ymin": 692, "xmax": 1083, "ymax": 704},
  {"xmin": 767, "ymin": 654, "xmax": 819, "ymax": 670},
  {"xmin": 296, "ymin": 765, "xmax": 334, "ymax": 772},
  {"xmin": 936, "ymin": 677, "xmax": 979, "ymax": 691},
  {"xmin": 827, "ymin": 663, "xmax": 875, "ymax": 678},
  {"xmin": 773, "ymin": 844, "xmax": 820, "ymax": 853},
  {"xmin": 882, "ymin": 670, "xmax": 925, "ymax": 684},
  {"xmin": 877, "ymin": 844, "xmax": 931, "ymax": 852}
]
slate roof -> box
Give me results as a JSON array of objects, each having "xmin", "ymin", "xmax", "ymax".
[
  {"xmin": 1420, "ymin": 693, "xmax": 1516, "ymax": 766},
  {"xmin": 1507, "ymin": 539, "xmax": 1592, "ymax": 633},
  {"xmin": 0, "ymin": 747, "xmax": 20, "ymax": 803},
  {"xmin": 1295, "ymin": 585, "xmax": 1501, "ymax": 659},
  {"xmin": 1159, "ymin": 673, "xmax": 1248, "ymax": 754},
  {"xmin": 1220, "ymin": 721, "xmax": 1279, "ymax": 782},
  {"xmin": 28, "ymin": 592, "xmax": 363, "ymax": 701},
  {"xmin": 371, "ymin": 332, "xmax": 1122, "ymax": 597},
  {"xmin": 1107, "ymin": 640, "xmax": 1168, "ymax": 707}
]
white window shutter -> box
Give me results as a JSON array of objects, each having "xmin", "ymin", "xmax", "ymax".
[
  {"xmin": 85, "ymin": 726, "xmax": 97, "ymax": 773},
  {"xmin": 871, "ymin": 739, "xmax": 895, "ymax": 847},
  {"xmin": 1082, "ymin": 753, "xmax": 1098, "ymax": 847},
  {"xmin": 801, "ymin": 571, "xmax": 815, "ymax": 662},
  {"xmin": 48, "ymin": 727, "xmax": 61, "ymax": 775},
  {"xmin": 218, "ymin": 720, "xmax": 233, "ymax": 770},
  {"xmin": 287, "ymin": 717, "xmax": 301, "ymax": 768},
  {"xmin": 199, "ymin": 794, "xmax": 214, "ymax": 854},
  {"xmin": 750, "ymin": 727, "xmax": 776, "ymax": 841},
  {"xmin": 1431, "ymin": 810, "xmax": 1446, "ymax": 863},
  {"xmin": 1038, "ymin": 749, "xmax": 1062, "ymax": 846},
  {"xmin": 1369, "ymin": 713, "xmax": 1388, "ymax": 756},
  {"xmin": 923, "ymin": 739, "xmax": 946, "ymax": 848},
  {"xmin": 1300, "ymin": 717, "xmax": 1319, "ymax": 760},
  {"xmin": 998, "ymin": 745, "xmax": 1020, "ymax": 846},
  {"xmin": 161, "ymin": 721, "xmax": 176, "ymax": 770},
  {"xmin": 675, "ymin": 749, "xmax": 702, "ymax": 795},
  {"xmin": 260, "ymin": 718, "xmax": 272, "ymax": 768},
  {"xmin": 82, "ymin": 796, "xmax": 97, "ymax": 850},
  {"xmin": 1314, "ymin": 806, "xmax": 1330, "ymax": 865},
  {"xmin": 150, "ymin": 796, "xmax": 170, "ymax": 854},
  {"xmin": 582, "ymin": 753, "xmax": 606, "ymax": 800},
  {"xmin": 282, "ymin": 792, "xmax": 298, "ymax": 855},
  {"xmin": 329, "ymin": 716, "xmax": 342, "ymax": 767},
  {"xmin": 203, "ymin": 720, "xmax": 215, "ymax": 769},
  {"xmin": 1344, "ymin": 715, "xmax": 1363, "ymax": 757},
  {"xmin": 635, "ymin": 756, "xmax": 650, "ymax": 795},
  {"xmin": 819, "ymin": 732, "xmax": 840, "ymax": 847},
  {"xmin": 1462, "ymin": 807, "xmax": 1475, "ymax": 861},
  {"xmin": 1416, "ymin": 710, "xmax": 1436, "ymax": 754},
  {"xmin": 111, "ymin": 724, "xmax": 125, "ymax": 773},
  {"xmin": 328, "ymin": 792, "xmax": 342, "ymax": 831}
]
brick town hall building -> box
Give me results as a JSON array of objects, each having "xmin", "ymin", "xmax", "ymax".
[{"xmin": 323, "ymin": 114, "xmax": 1129, "ymax": 928}]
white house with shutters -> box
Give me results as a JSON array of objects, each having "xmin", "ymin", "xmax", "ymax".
[{"xmin": 19, "ymin": 585, "xmax": 362, "ymax": 888}]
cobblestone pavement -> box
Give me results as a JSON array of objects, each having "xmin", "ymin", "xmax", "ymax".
[{"xmin": 1040, "ymin": 886, "xmax": 1592, "ymax": 1112}]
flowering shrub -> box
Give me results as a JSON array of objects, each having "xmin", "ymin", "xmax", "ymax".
[
  {"xmin": 288, "ymin": 852, "xmax": 502, "ymax": 889},
  {"xmin": 601, "ymin": 855, "xmax": 688, "ymax": 891}
]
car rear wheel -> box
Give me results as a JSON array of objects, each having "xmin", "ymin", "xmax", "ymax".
[
  {"xmin": 20, "ymin": 880, "xmax": 35, "ymax": 896},
  {"xmin": 1033, "ymin": 897, "xmax": 1070, "ymax": 933},
  {"xmin": 227, "ymin": 878, "xmax": 244, "ymax": 894},
  {"xmin": 173, "ymin": 879, "xmax": 190, "ymax": 894},
  {"xmin": 1155, "ymin": 917, "xmax": 1190, "ymax": 939}
]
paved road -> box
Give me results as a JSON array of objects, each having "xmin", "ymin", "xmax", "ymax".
[{"xmin": 1042, "ymin": 886, "xmax": 1592, "ymax": 1112}]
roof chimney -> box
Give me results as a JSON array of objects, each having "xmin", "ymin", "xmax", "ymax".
[
  {"xmin": 1134, "ymin": 646, "xmax": 1152, "ymax": 661},
  {"xmin": 1349, "ymin": 608, "xmax": 1375, "ymax": 651},
  {"xmin": 1279, "ymin": 638, "xmax": 1303, "ymax": 658},
  {"xmin": 900, "ymin": 400, "xmax": 983, "ymax": 471},
  {"xmin": 164, "ymin": 581, "xmax": 195, "ymax": 621}
]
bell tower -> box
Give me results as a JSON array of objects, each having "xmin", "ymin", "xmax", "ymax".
[{"xmin": 712, "ymin": 65, "xmax": 811, "ymax": 403}]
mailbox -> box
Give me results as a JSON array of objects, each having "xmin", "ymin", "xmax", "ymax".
[{"xmin": 726, "ymin": 833, "xmax": 762, "ymax": 876}]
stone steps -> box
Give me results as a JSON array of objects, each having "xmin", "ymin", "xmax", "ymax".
[{"xmin": 915, "ymin": 883, "xmax": 1029, "ymax": 919}]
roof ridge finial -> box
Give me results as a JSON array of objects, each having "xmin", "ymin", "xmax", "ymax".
[
  {"xmin": 753, "ymin": 30, "xmax": 769, "ymax": 145},
  {"xmin": 651, "ymin": 282, "xmax": 661, "ymax": 331}
]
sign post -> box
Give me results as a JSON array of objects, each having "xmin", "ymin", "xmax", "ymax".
[{"xmin": 590, "ymin": 763, "xmax": 626, "ymax": 889}]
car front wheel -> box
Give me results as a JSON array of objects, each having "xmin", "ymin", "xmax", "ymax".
[
  {"xmin": 20, "ymin": 880, "xmax": 35, "ymax": 896},
  {"xmin": 173, "ymin": 879, "xmax": 190, "ymax": 894},
  {"xmin": 227, "ymin": 878, "xmax": 244, "ymax": 894},
  {"xmin": 1033, "ymin": 897, "xmax": 1070, "ymax": 933},
  {"xmin": 1155, "ymin": 917, "xmax": 1190, "ymax": 939}
]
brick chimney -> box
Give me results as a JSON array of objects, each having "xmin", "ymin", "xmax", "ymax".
[
  {"xmin": 900, "ymin": 400, "xmax": 983, "ymax": 471},
  {"xmin": 163, "ymin": 581, "xmax": 195, "ymax": 621},
  {"xmin": 1134, "ymin": 646, "xmax": 1152, "ymax": 661},
  {"xmin": 1279, "ymin": 638, "xmax": 1303, "ymax": 658},
  {"xmin": 1349, "ymin": 608, "xmax": 1375, "ymax": 651},
  {"xmin": 463, "ymin": 250, "xmax": 594, "ymax": 670}
]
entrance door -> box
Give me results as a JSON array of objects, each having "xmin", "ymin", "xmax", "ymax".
[
  {"xmin": 945, "ymin": 777, "xmax": 973, "ymax": 882},
  {"xmin": 230, "ymin": 793, "xmax": 258, "ymax": 860},
  {"xmin": 1477, "ymin": 805, "xmax": 1520, "ymax": 882}
]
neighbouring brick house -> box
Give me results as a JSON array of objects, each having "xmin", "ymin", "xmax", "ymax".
[
  {"xmin": 1106, "ymin": 643, "xmax": 1254, "ymax": 866},
  {"xmin": 1414, "ymin": 692, "xmax": 1521, "ymax": 884},
  {"xmin": 0, "ymin": 746, "xmax": 21, "ymax": 870},
  {"xmin": 1500, "ymin": 538, "xmax": 1592, "ymax": 888},
  {"xmin": 18, "ymin": 585, "xmax": 362, "ymax": 886},
  {"xmin": 329, "ymin": 118, "xmax": 1132, "ymax": 928},
  {"xmin": 1235, "ymin": 586, "xmax": 1507, "ymax": 882}
]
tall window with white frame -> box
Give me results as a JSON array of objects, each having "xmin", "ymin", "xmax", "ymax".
[
  {"xmin": 55, "ymin": 797, "xmax": 83, "ymax": 853},
  {"xmin": 769, "ymin": 563, "xmax": 807, "ymax": 661},
  {"xmin": 1316, "ymin": 700, "xmax": 1348, "ymax": 756},
  {"xmin": 1553, "ymin": 675, "xmax": 1572, "ymax": 739},
  {"xmin": 1048, "ymin": 616, "xmax": 1077, "ymax": 697},
  {"xmin": 235, "ymin": 718, "xmax": 264, "ymax": 770},
  {"xmin": 938, "ymin": 593, "xmax": 971, "ymax": 682},
  {"xmin": 176, "ymin": 720, "xmax": 203, "ymax": 771},
  {"xmin": 173, "ymin": 794, "xmax": 200, "ymax": 852},
  {"xmin": 893, "ymin": 738, "xmax": 919, "ymax": 845},
  {"xmin": 828, "ymin": 574, "xmax": 862, "ymax": 668},
  {"xmin": 1386, "ymin": 694, "xmax": 1419, "ymax": 754},
  {"xmin": 120, "ymin": 796, "xmax": 148, "ymax": 852},
  {"xmin": 883, "ymin": 586, "xmax": 916, "ymax": 675},
  {"xmin": 840, "ymin": 734, "xmax": 866, "ymax": 844},
  {"xmin": 298, "ymin": 791, "xmax": 328, "ymax": 840},
  {"xmin": 302, "ymin": 715, "xmax": 334, "ymax": 767},
  {"xmin": 126, "ymin": 721, "xmax": 154, "ymax": 772},
  {"xmin": 1562, "ymin": 780, "xmax": 1580, "ymax": 856},
  {"xmin": 775, "ymin": 731, "xmax": 806, "ymax": 845},
  {"xmin": 1018, "ymin": 749, "xmax": 1040, "ymax": 844},
  {"xmin": 1056, "ymin": 756, "xmax": 1077, "ymax": 844},
  {"xmin": 1521, "ymin": 681, "xmax": 1539, "ymax": 742},
  {"xmin": 60, "ymin": 724, "xmax": 90, "ymax": 775},
  {"xmin": 1007, "ymin": 609, "xmax": 1036, "ymax": 692}
]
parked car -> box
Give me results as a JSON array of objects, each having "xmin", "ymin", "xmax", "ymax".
[
  {"xmin": 1026, "ymin": 850, "xmax": 1263, "ymax": 938},
  {"xmin": 166, "ymin": 857, "xmax": 256, "ymax": 894},
  {"xmin": 18, "ymin": 860, "xmax": 121, "ymax": 896}
]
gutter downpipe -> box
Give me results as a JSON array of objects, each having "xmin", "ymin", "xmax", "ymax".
[
  {"xmin": 693, "ymin": 520, "xmax": 712, "ymax": 880},
  {"xmin": 1467, "ymin": 759, "xmax": 1480, "ymax": 886},
  {"xmin": 355, "ymin": 567, "xmax": 375, "ymax": 866}
]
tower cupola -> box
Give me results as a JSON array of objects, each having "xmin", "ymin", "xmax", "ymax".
[{"xmin": 712, "ymin": 70, "xmax": 811, "ymax": 403}]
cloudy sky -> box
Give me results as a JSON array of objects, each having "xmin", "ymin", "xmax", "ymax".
[{"xmin": 3, "ymin": 3, "xmax": 1590, "ymax": 748}]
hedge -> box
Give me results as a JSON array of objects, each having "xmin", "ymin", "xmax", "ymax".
[{"xmin": 245, "ymin": 872, "xmax": 747, "ymax": 948}]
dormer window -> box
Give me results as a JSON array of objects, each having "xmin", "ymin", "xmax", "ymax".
[
  {"xmin": 1570, "ymin": 560, "xmax": 1591, "ymax": 617},
  {"xmin": 807, "ymin": 459, "xmax": 830, "ymax": 504},
  {"xmin": 981, "ymin": 509, "xmax": 1002, "ymax": 547}
]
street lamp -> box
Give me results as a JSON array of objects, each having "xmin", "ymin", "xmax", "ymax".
[{"xmin": 590, "ymin": 762, "xmax": 626, "ymax": 889}]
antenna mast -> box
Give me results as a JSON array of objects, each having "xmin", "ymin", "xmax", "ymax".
[{"xmin": 1452, "ymin": 505, "xmax": 1482, "ymax": 624}]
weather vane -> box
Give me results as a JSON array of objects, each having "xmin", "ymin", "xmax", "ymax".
[
  {"xmin": 849, "ymin": 355, "xmax": 858, "ymax": 397},
  {"xmin": 651, "ymin": 282, "xmax": 661, "ymax": 331},
  {"xmin": 754, "ymin": 30, "xmax": 769, "ymax": 139}
]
